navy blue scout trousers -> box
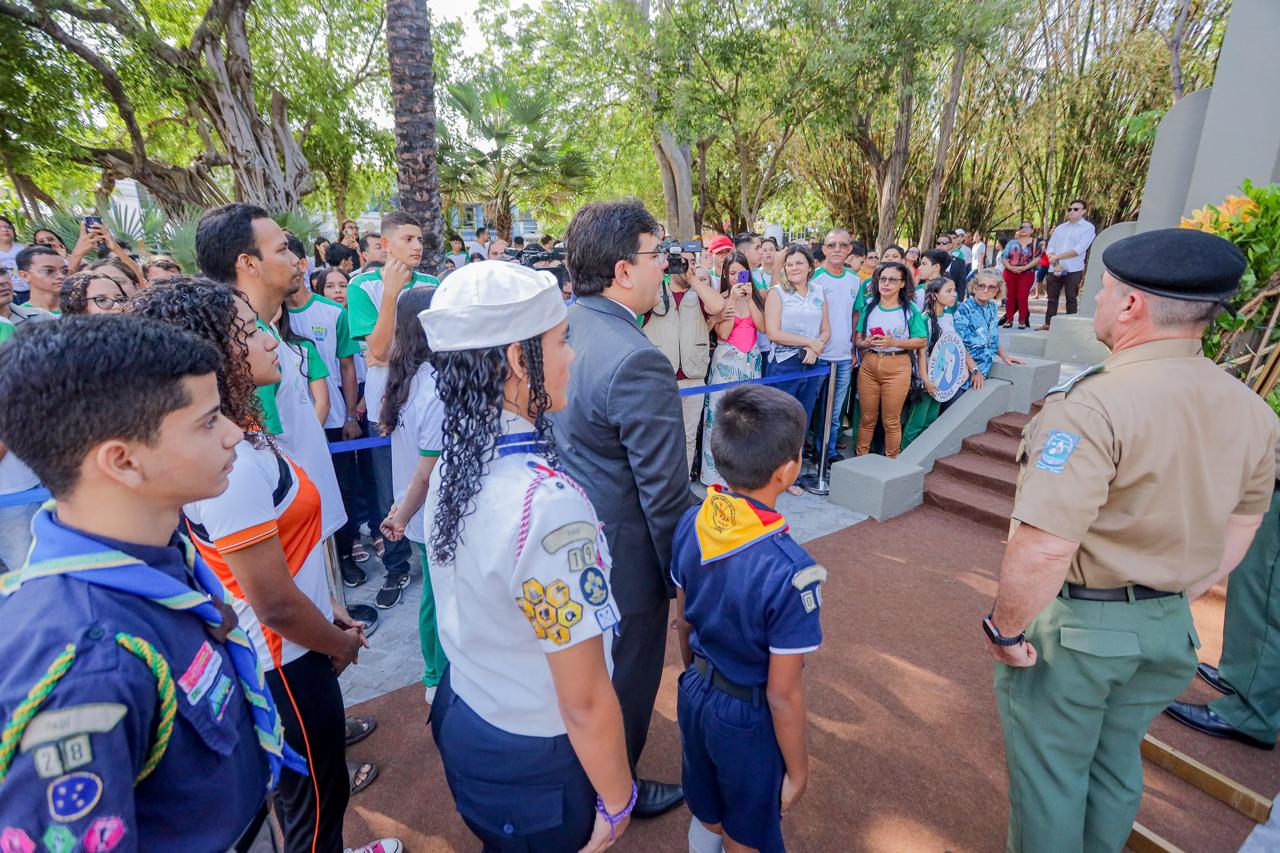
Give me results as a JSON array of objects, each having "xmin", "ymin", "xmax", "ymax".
[{"xmin": 431, "ymin": 668, "xmax": 596, "ymax": 852}]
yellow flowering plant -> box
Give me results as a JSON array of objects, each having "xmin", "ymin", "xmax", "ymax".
[{"xmin": 1181, "ymin": 180, "xmax": 1280, "ymax": 411}]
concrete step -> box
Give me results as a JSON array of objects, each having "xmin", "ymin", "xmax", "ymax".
[
  {"xmin": 933, "ymin": 451, "xmax": 1020, "ymax": 497},
  {"xmin": 988, "ymin": 411, "xmax": 1031, "ymax": 439},
  {"xmin": 961, "ymin": 430, "xmax": 1021, "ymax": 464},
  {"xmin": 923, "ymin": 470, "xmax": 1013, "ymax": 531}
]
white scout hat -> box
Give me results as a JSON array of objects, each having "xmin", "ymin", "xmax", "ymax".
[{"xmin": 418, "ymin": 260, "xmax": 566, "ymax": 353}]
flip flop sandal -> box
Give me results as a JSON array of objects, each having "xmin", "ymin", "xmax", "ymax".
[
  {"xmin": 372, "ymin": 537, "xmax": 386, "ymax": 558},
  {"xmin": 345, "ymin": 715, "xmax": 377, "ymax": 747},
  {"xmin": 351, "ymin": 542, "xmax": 370, "ymax": 563},
  {"xmin": 348, "ymin": 761, "xmax": 379, "ymax": 796},
  {"xmin": 786, "ymin": 485, "xmax": 805, "ymax": 496}
]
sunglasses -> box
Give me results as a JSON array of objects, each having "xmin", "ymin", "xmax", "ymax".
[
  {"xmin": 824, "ymin": 241, "xmax": 852, "ymax": 249},
  {"xmin": 1069, "ymin": 206, "xmax": 1085, "ymax": 212}
]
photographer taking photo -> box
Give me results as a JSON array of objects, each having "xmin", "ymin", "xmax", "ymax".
[{"xmin": 644, "ymin": 242, "xmax": 725, "ymax": 472}]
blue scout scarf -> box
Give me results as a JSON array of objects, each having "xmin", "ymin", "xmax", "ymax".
[{"xmin": 0, "ymin": 504, "xmax": 307, "ymax": 788}]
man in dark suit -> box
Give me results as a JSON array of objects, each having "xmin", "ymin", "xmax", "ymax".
[
  {"xmin": 550, "ymin": 200, "xmax": 693, "ymax": 817},
  {"xmin": 936, "ymin": 232, "xmax": 971, "ymax": 301}
]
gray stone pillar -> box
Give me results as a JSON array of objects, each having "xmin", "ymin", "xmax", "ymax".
[{"xmin": 1182, "ymin": 0, "xmax": 1280, "ymax": 214}]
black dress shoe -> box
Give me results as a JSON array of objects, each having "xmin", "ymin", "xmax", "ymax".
[
  {"xmin": 1196, "ymin": 662, "xmax": 1235, "ymax": 695},
  {"xmin": 1165, "ymin": 701, "xmax": 1275, "ymax": 750},
  {"xmin": 632, "ymin": 778, "xmax": 684, "ymax": 818}
]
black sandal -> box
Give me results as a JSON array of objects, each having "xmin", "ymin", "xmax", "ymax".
[
  {"xmin": 348, "ymin": 761, "xmax": 379, "ymax": 796},
  {"xmin": 345, "ymin": 715, "xmax": 376, "ymax": 747}
]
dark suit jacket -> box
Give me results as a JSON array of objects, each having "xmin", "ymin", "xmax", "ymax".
[
  {"xmin": 549, "ymin": 295, "xmax": 695, "ymax": 616},
  {"xmin": 946, "ymin": 255, "xmax": 971, "ymax": 301}
]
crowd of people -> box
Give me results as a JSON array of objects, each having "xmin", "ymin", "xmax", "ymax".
[{"xmin": 0, "ymin": 194, "xmax": 1133, "ymax": 853}]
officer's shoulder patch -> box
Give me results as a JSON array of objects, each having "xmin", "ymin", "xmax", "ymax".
[
  {"xmin": 791, "ymin": 564, "xmax": 828, "ymax": 590},
  {"xmin": 1045, "ymin": 363, "xmax": 1104, "ymax": 397},
  {"xmin": 1035, "ymin": 430, "xmax": 1081, "ymax": 474}
]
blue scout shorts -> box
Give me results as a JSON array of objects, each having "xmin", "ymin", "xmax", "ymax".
[
  {"xmin": 431, "ymin": 667, "xmax": 596, "ymax": 852},
  {"xmin": 677, "ymin": 662, "xmax": 786, "ymax": 853}
]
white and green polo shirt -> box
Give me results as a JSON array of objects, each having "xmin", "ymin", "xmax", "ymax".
[
  {"xmin": 347, "ymin": 268, "xmax": 439, "ymax": 424},
  {"xmin": 286, "ymin": 293, "xmax": 360, "ymax": 430}
]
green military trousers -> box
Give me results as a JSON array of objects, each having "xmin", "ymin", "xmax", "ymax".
[
  {"xmin": 1210, "ymin": 488, "xmax": 1280, "ymax": 743},
  {"xmin": 417, "ymin": 543, "xmax": 448, "ymax": 689},
  {"xmin": 994, "ymin": 591, "xmax": 1200, "ymax": 853}
]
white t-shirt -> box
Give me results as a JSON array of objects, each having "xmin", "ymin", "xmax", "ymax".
[
  {"xmin": 865, "ymin": 302, "xmax": 926, "ymax": 353},
  {"xmin": 346, "ymin": 269, "xmax": 439, "ymax": 424},
  {"xmin": 185, "ymin": 441, "xmax": 333, "ymax": 671},
  {"xmin": 286, "ymin": 295, "xmax": 359, "ymax": 429},
  {"xmin": 0, "ymin": 244, "xmax": 23, "ymax": 271},
  {"xmin": 971, "ymin": 240, "xmax": 987, "ymax": 271},
  {"xmin": 389, "ymin": 363, "xmax": 444, "ymax": 544},
  {"xmin": 424, "ymin": 412, "xmax": 618, "ymax": 737},
  {"xmin": 812, "ymin": 267, "xmax": 858, "ymax": 362},
  {"xmin": 271, "ymin": 331, "xmax": 347, "ymax": 540}
]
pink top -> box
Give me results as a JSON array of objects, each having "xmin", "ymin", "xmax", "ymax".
[{"xmin": 723, "ymin": 315, "xmax": 757, "ymax": 354}]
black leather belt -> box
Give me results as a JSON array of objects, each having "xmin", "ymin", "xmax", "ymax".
[
  {"xmin": 692, "ymin": 654, "xmax": 761, "ymax": 704},
  {"xmin": 1062, "ymin": 583, "xmax": 1180, "ymax": 602}
]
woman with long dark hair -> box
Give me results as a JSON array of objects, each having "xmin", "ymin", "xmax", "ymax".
[
  {"xmin": 376, "ymin": 286, "xmax": 449, "ymax": 700},
  {"xmin": 419, "ymin": 262, "xmax": 634, "ymax": 852},
  {"xmin": 700, "ymin": 251, "xmax": 764, "ymax": 487},
  {"xmin": 854, "ymin": 261, "xmax": 927, "ymax": 458},
  {"xmin": 129, "ymin": 278, "xmax": 397, "ymax": 853}
]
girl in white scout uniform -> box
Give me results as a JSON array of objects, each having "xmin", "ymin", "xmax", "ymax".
[{"xmin": 419, "ymin": 261, "xmax": 635, "ymax": 853}]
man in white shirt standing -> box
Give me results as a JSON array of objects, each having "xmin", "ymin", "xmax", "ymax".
[{"xmin": 1038, "ymin": 199, "xmax": 1096, "ymax": 330}]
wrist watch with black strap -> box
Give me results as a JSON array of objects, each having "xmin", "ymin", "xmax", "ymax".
[{"xmin": 983, "ymin": 614, "xmax": 1025, "ymax": 646}]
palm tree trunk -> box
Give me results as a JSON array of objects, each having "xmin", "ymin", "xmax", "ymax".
[{"xmin": 386, "ymin": 0, "xmax": 444, "ymax": 273}]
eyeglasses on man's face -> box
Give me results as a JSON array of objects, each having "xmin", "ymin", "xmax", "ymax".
[
  {"xmin": 824, "ymin": 241, "xmax": 851, "ymax": 250},
  {"xmin": 1069, "ymin": 206, "xmax": 1085, "ymax": 212},
  {"xmin": 936, "ymin": 239, "xmax": 951, "ymax": 247}
]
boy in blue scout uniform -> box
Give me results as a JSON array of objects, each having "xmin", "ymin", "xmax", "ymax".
[
  {"xmin": 0, "ymin": 317, "xmax": 305, "ymax": 852},
  {"xmin": 672, "ymin": 384, "xmax": 825, "ymax": 853}
]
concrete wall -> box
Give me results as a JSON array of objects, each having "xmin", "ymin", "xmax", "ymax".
[
  {"xmin": 1183, "ymin": 0, "xmax": 1280, "ymax": 216},
  {"xmin": 1135, "ymin": 89, "xmax": 1211, "ymax": 231}
]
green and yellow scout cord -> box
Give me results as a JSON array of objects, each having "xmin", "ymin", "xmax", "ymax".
[{"xmin": 0, "ymin": 633, "xmax": 176, "ymax": 784}]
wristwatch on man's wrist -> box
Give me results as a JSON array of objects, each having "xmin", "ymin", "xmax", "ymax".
[{"xmin": 983, "ymin": 614, "xmax": 1025, "ymax": 647}]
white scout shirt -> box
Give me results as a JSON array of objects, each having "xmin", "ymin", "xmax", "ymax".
[
  {"xmin": 424, "ymin": 412, "xmax": 618, "ymax": 737},
  {"xmin": 390, "ymin": 363, "xmax": 444, "ymax": 544}
]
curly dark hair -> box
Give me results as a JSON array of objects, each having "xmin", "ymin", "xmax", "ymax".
[
  {"xmin": 428, "ymin": 334, "xmax": 558, "ymax": 565},
  {"xmin": 379, "ymin": 286, "xmax": 436, "ymax": 437},
  {"xmin": 127, "ymin": 276, "xmax": 272, "ymax": 448},
  {"xmin": 59, "ymin": 271, "xmax": 129, "ymax": 315}
]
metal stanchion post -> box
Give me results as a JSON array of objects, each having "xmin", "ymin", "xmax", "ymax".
[
  {"xmin": 798, "ymin": 363, "xmax": 836, "ymax": 496},
  {"xmin": 323, "ymin": 536, "xmax": 380, "ymax": 637}
]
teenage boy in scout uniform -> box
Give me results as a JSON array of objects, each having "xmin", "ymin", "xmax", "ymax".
[
  {"xmin": 983, "ymin": 228, "xmax": 1279, "ymax": 853},
  {"xmin": 0, "ymin": 317, "xmax": 305, "ymax": 851},
  {"xmin": 672, "ymin": 384, "xmax": 825, "ymax": 853}
]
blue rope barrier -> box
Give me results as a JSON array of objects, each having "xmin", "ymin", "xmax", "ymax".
[
  {"xmin": 326, "ymin": 435, "xmax": 391, "ymax": 454},
  {"xmin": 0, "ymin": 487, "xmax": 49, "ymax": 509},
  {"xmin": 0, "ymin": 366, "xmax": 833, "ymax": 509},
  {"xmin": 677, "ymin": 363, "xmax": 832, "ymax": 397}
]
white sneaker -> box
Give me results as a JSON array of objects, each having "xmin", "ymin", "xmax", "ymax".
[{"xmin": 344, "ymin": 840, "xmax": 402, "ymax": 853}]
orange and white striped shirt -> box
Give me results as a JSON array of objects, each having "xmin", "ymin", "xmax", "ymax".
[{"xmin": 184, "ymin": 439, "xmax": 331, "ymax": 671}]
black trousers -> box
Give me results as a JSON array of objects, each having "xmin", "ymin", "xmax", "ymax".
[
  {"xmin": 1044, "ymin": 270, "xmax": 1083, "ymax": 324},
  {"xmin": 369, "ymin": 443, "xmax": 411, "ymax": 574},
  {"xmin": 267, "ymin": 651, "xmax": 349, "ymax": 853},
  {"xmin": 324, "ymin": 427, "xmax": 361, "ymax": 561},
  {"xmin": 611, "ymin": 598, "xmax": 671, "ymax": 772}
]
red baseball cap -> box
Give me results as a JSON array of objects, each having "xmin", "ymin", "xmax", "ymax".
[{"xmin": 707, "ymin": 235, "xmax": 733, "ymax": 255}]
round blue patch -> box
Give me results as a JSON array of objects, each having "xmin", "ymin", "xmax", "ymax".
[
  {"xmin": 47, "ymin": 771, "xmax": 103, "ymax": 823},
  {"xmin": 579, "ymin": 566, "xmax": 609, "ymax": 607}
]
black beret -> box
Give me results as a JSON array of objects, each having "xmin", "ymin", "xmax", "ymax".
[{"xmin": 1102, "ymin": 227, "xmax": 1246, "ymax": 304}]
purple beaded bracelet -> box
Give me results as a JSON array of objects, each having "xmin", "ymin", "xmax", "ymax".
[{"xmin": 595, "ymin": 781, "xmax": 638, "ymax": 840}]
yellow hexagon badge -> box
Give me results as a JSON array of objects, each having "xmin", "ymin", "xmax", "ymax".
[
  {"xmin": 534, "ymin": 601, "xmax": 557, "ymax": 628},
  {"xmin": 531, "ymin": 621, "xmax": 547, "ymax": 639},
  {"xmin": 517, "ymin": 598, "xmax": 536, "ymax": 621},
  {"xmin": 546, "ymin": 580, "xmax": 571, "ymax": 608},
  {"xmin": 557, "ymin": 600, "xmax": 583, "ymax": 628},
  {"xmin": 546, "ymin": 623, "xmax": 571, "ymax": 645},
  {"xmin": 521, "ymin": 579, "xmax": 545, "ymax": 605}
]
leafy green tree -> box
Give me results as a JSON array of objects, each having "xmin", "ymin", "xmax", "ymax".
[{"xmin": 442, "ymin": 77, "xmax": 591, "ymax": 241}]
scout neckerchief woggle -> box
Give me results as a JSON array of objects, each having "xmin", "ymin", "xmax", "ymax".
[{"xmin": 0, "ymin": 503, "xmax": 307, "ymax": 788}]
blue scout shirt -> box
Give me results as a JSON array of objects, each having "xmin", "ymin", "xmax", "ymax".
[
  {"xmin": 671, "ymin": 486, "xmax": 824, "ymax": 687},
  {"xmin": 0, "ymin": 513, "xmax": 267, "ymax": 852}
]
